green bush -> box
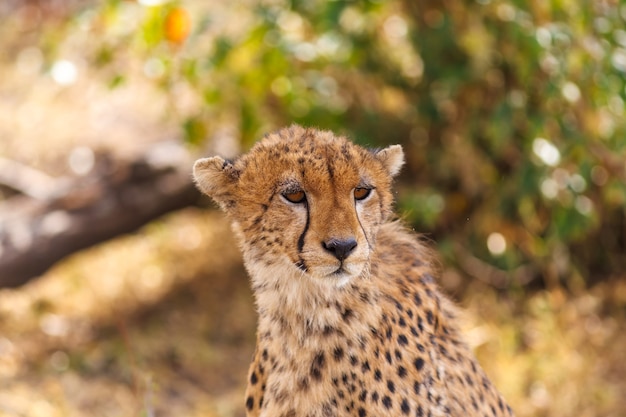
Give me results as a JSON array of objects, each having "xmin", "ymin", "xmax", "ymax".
[{"xmin": 30, "ymin": 0, "xmax": 626, "ymax": 287}]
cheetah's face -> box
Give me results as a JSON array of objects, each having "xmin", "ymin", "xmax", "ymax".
[{"xmin": 193, "ymin": 126, "xmax": 404, "ymax": 287}]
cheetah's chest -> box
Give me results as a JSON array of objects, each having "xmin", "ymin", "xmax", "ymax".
[{"xmin": 252, "ymin": 293, "xmax": 450, "ymax": 417}]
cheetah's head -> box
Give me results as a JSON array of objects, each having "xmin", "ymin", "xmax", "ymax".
[{"xmin": 193, "ymin": 125, "xmax": 403, "ymax": 288}]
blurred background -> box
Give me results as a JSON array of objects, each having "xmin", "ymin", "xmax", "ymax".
[{"xmin": 0, "ymin": 0, "xmax": 625, "ymax": 416}]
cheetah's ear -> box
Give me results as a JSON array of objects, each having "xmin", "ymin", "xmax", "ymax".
[
  {"xmin": 374, "ymin": 145, "xmax": 404, "ymax": 177},
  {"xmin": 193, "ymin": 156, "xmax": 240, "ymax": 202}
]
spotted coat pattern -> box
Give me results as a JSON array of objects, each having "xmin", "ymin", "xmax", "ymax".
[{"xmin": 193, "ymin": 125, "xmax": 514, "ymax": 417}]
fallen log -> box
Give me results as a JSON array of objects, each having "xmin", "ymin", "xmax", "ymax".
[{"xmin": 0, "ymin": 142, "xmax": 201, "ymax": 288}]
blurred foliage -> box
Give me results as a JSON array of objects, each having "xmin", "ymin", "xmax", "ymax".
[
  {"xmin": 2, "ymin": 3, "xmax": 626, "ymax": 416},
  {"xmin": 7, "ymin": 0, "xmax": 626, "ymax": 287}
]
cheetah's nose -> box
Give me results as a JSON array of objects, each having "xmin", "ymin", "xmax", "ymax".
[{"xmin": 322, "ymin": 238, "xmax": 357, "ymax": 261}]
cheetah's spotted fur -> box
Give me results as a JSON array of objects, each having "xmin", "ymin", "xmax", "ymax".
[{"xmin": 193, "ymin": 125, "xmax": 514, "ymax": 417}]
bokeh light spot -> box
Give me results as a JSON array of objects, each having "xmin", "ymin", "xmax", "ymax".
[
  {"xmin": 533, "ymin": 138, "xmax": 561, "ymax": 166},
  {"xmin": 138, "ymin": 0, "xmax": 167, "ymax": 6},
  {"xmin": 271, "ymin": 76, "xmax": 292, "ymax": 96},
  {"xmin": 611, "ymin": 48, "xmax": 626, "ymax": 72},
  {"xmin": 562, "ymin": 82, "xmax": 581, "ymax": 103},
  {"xmin": 68, "ymin": 146, "xmax": 95, "ymax": 175},
  {"xmin": 540, "ymin": 178, "xmax": 559, "ymax": 199},
  {"xmin": 591, "ymin": 165, "xmax": 609, "ymax": 186},
  {"xmin": 384, "ymin": 15, "xmax": 408, "ymax": 41},
  {"xmin": 49, "ymin": 351, "xmax": 70, "ymax": 371},
  {"xmin": 535, "ymin": 27, "xmax": 551, "ymax": 48},
  {"xmin": 51, "ymin": 60, "xmax": 78, "ymax": 85},
  {"xmin": 575, "ymin": 196, "xmax": 594, "ymax": 216},
  {"xmin": 487, "ymin": 233, "xmax": 507, "ymax": 256},
  {"xmin": 569, "ymin": 174, "xmax": 586, "ymax": 193},
  {"xmin": 143, "ymin": 58, "xmax": 166, "ymax": 79}
]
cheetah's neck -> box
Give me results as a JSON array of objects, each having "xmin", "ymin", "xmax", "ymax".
[{"xmin": 247, "ymin": 261, "xmax": 383, "ymax": 345}]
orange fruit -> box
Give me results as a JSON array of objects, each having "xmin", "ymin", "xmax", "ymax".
[{"xmin": 165, "ymin": 7, "xmax": 191, "ymax": 44}]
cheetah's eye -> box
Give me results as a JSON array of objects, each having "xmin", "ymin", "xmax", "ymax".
[
  {"xmin": 354, "ymin": 187, "xmax": 372, "ymax": 201},
  {"xmin": 282, "ymin": 190, "xmax": 306, "ymax": 204}
]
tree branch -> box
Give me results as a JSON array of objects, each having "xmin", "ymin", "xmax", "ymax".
[
  {"xmin": 0, "ymin": 157, "xmax": 64, "ymax": 200},
  {"xmin": 0, "ymin": 142, "xmax": 201, "ymax": 288}
]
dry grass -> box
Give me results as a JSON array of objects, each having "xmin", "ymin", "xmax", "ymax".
[
  {"xmin": 465, "ymin": 281, "xmax": 626, "ymax": 417},
  {"xmin": 0, "ymin": 210, "xmax": 255, "ymax": 417},
  {"xmin": 1, "ymin": 207, "xmax": 625, "ymax": 417}
]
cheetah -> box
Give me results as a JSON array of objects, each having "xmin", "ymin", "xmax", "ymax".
[{"xmin": 193, "ymin": 125, "xmax": 514, "ymax": 417}]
